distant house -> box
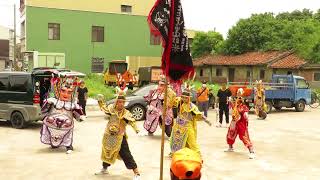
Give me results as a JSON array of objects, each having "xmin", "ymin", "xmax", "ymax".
[
  {"xmin": 193, "ymin": 51, "xmax": 320, "ymax": 88},
  {"xmin": 0, "ymin": 25, "xmax": 21, "ymax": 70}
]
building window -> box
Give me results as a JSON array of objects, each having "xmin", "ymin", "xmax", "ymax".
[
  {"xmin": 246, "ymin": 70, "xmax": 251, "ymax": 78},
  {"xmin": 314, "ymin": 72, "xmax": 320, "ymax": 81},
  {"xmin": 260, "ymin": 70, "xmax": 265, "ymax": 80},
  {"xmin": 21, "ymin": 21, "xmax": 25, "ymax": 38},
  {"xmin": 200, "ymin": 69, "xmax": 204, "ymax": 77},
  {"xmin": 91, "ymin": 57, "xmax": 104, "ymax": 73},
  {"xmin": 20, "ymin": 0, "xmax": 25, "ymax": 12},
  {"xmin": 216, "ymin": 68, "xmax": 222, "ymax": 76},
  {"xmin": 150, "ymin": 33, "xmax": 161, "ymax": 45},
  {"xmin": 48, "ymin": 23, "xmax": 60, "ymax": 40},
  {"xmin": 92, "ymin": 26, "xmax": 104, "ymax": 42},
  {"xmin": 121, "ymin": 5, "xmax": 132, "ymax": 13}
]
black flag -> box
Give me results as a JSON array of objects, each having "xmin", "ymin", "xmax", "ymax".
[{"xmin": 148, "ymin": 0, "xmax": 194, "ymax": 82}]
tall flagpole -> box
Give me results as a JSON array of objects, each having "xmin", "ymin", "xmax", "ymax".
[{"xmin": 160, "ymin": 79, "xmax": 168, "ymax": 180}]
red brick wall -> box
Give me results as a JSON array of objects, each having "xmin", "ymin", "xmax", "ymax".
[{"xmin": 299, "ymin": 70, "xmax": 314, "ymax": 82}]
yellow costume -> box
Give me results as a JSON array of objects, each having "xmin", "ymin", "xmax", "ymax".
[
  {"xmin": 170, "ymin": 97, "xmax": 205, "ymax": 155},
  {"xmin": 98, "ymin": 101, "xmax": 139, "ymax": 165}
]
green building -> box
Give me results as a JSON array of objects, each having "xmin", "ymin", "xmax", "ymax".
[{"xmin": 20, "ymin": 0, "xmax": 163, "ymax": 73}]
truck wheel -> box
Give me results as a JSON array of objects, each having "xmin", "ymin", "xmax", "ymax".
[
  {"xmin": 11, "ymin": 111, "xmax": 26, "ymax": 129},
  {"xmin": 265, "ymin": 101, "xmax": 272, "ymax": 114},
  {"xmin": 130, "ymin": 105, "xmax": 145, "ymax": 121},
  {"xmin": 295, "ymin": 100, "xmax": 305, "ymax": 112}
]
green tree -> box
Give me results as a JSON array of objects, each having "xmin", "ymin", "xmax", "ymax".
[
  {"xmin": 276, "ymin": 9, "xmax": 313, "ymax": 21},
  {"xmin": 221, "ymin": 9, "xmax": 320, "ymax": 63},
  {"xmin": 191, "ymin": 31, "xmax": 223, "ymax": 58},
  {"xmin": 314, "ymin": 9, "xmax": 320, "ymax": 21},
  {"xmin": 222, "ymin": 13, "xmax": 277, "ymax": 54}
]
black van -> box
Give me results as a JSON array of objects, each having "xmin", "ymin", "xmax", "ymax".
[{"xmin": 0, "ymin": 71, "xmax": 43, "ymax": 128}]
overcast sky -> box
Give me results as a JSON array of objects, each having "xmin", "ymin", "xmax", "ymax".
[{"xmin": 1, "ymin": 0, "xmax": 320, "ymax": 37}]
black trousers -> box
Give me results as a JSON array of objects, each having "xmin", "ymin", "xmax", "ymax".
[
  {"xmin": 78, "ymin": 101, "xmax": 86, "ymax": 115},
  {"xmin": 51, "ymin": 144, "xmax": 73, "ymax": 150},
  {"xmin": 159, "ymin": 117, "xmax": 172, "ymax": 137},
  {"xmin": 102, "ymin": 137, "xmax": 137, "ymax": 170},
  {"xmin": 219, "ymin": 103, "xmax": 229, "ymax": 124}
]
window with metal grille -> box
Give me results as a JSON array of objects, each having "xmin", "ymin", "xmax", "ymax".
[
  {"xmin": 91, "ymin": 57, "xmax": 104, "ymax": 73},
  {"xmin": 314, "ymin": 72, "xmax": 320, "ymax": 81},
  {"xmin": 121, "ymin": 5, "xmax": 132, "ymax": 13},
  {"xmin": 150, "ymin": 33, "xmax": 161, "ymax": 45},
  {"xmin": 48, "ymin": 23, "xmax": 60, "ymax": 40},
  {"xmin": 92, "ymin": 26, "xmax": 104, "ymax": 42}
]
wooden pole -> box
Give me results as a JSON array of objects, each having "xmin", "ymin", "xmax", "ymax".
[
  {"xmin": 13, "ymin": 4, "xmax": 16, "ymax": 70},
  {"xmin": 160, "ymin": 80, "xmax": 168, "ymax": 180}
]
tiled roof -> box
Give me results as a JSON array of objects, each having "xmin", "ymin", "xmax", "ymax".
[
  {"xmin": 193, "ymin": 51, "xmax": 287, "ymax": 66},
  {"xmin": 194, "ymin": 51, "xmax": 307, "ymax": 69},
  {"xmin": 269, "ymin": 54, "xmax": 306, "ymax": 69}
]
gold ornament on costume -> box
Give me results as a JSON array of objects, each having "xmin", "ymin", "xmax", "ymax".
[{"xmin": 232, "ymin": 88, "xmax": 244, "ymax": 121}]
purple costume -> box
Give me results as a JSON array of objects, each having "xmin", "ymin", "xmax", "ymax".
[
  {"xmin": 40, "ymin": 98, "xmax": 83, "ymax": 147},
  {"xmin": 143, "ymin": 89, "xmax": 173, "ymax": 136}
]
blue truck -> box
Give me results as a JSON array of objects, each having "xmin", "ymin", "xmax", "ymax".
[{"xmin": 229, "ymin": 74, "xmax": 312, "ymax": 113}]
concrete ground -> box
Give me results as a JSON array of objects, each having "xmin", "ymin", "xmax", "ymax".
[{"xmin": 0, "ymin": 107, "xmax": 320, "ymax": 180}]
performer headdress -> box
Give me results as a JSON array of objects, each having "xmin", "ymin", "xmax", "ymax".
[
  {"xmin": 115, "ymin": 72, "xmax": 128, "ymax": 101},
  {"xmin": 182, "ymin": 82, "xmax": 193, "ymax": 97},
  {"xmin": 50, "ymin": 73, "xmax": 78, "ymax": 102},
  {"xmin": 115, "ymin": 86, "xmax": 128, "ymax": 101},
  {"xmin": 181, "ymin": 72, "xmax": 196, "ymax": 97}
]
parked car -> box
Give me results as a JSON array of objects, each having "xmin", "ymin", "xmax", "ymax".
[
  {"xmin": 0, "ymin": 69, "xmax": 85, "ymax": 129},
  {"xmin": 106, "ymin": 84, "xmax": 157, "ymax": 121},
  {"xmin": 106, "ymin": 83, "xmax": 217, "ymax": 121}
]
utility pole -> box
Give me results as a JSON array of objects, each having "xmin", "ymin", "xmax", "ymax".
[{"xmin": 13, "ymin": 3, "xmax": 16, "ymax": 70}]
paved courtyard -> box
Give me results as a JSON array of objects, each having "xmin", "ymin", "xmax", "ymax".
[{"xmin": 0, "ymin": 107, "xmax": 320, "ymax": 180}]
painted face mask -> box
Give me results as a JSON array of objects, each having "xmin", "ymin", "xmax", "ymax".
[{"xmin": 59, "ymin": 87, "xmax": 73, "ymax": 102}]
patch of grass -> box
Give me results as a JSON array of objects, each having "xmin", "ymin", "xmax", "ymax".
[
  {"xmin": 191, "ymin": 81, "xmax": 220, "ymax": 95},
  {"xmin": 84, "ymin": 74, "xmax": 115, "ymax": 100},
  {"xmin": 312, "ymin": 88, "xmax": 320, "ymax": 95}
]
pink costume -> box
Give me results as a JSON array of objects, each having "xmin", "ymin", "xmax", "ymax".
[{"xmin": 143, "ymin": 88, "xmax": 174, "ymax": 137}]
